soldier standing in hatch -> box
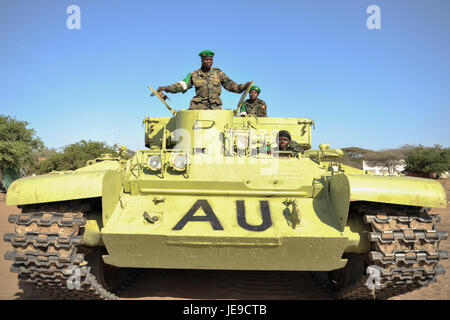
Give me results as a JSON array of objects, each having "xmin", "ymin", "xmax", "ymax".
[
  {"xmin": 277, "ymin": 130, "xmax": 304, "ymax": 156},
  {"xmin": 239, "ymin": 85, "xmax": 268, "ymax": 117},
  {"xmin": 157, "ymin": 50, "xmax": 252, "ymax": 110}
]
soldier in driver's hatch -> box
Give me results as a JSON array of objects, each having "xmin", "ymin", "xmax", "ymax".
[
  {"xmin": 277, "ymin": 130, "xmax": 304, "ymax": 155},
  {"xmin": 157, "ymin": 50, "xmax": 252, "ymax": 110},
  {"xmin": 239, "ymin": 85, "xmax": 267, "ymax": 117}
]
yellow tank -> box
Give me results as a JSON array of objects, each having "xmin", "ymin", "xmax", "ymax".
[{"xmin": 4, "ymin": 108, "xmax": 447, "ymax": 300}]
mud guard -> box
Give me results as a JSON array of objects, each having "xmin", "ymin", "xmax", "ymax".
[
  {"xmin": 328, "ymin": 174, "xmax": 447, "ymax": 232},
  {"xmin": 6, "ymin": 170, "xmax": 123, "ymax": 224}
]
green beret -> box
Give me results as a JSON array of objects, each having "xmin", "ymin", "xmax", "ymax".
[
  {"xmin": 199, "ymin": 50, "xmax": 215, "ymax": 58},
  {"xmin": 250, "ymin": 85, "xmax": 261, "ymax": 93}
]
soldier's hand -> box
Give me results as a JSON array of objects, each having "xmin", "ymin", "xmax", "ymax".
[{"xmin": 244, "ymin": 81, "xmax": 252, "ymax": 89}]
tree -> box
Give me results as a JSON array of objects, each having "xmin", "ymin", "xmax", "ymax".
[
  {"xmin": 0, "ymin": 115, "xmax": 44, "ymax": 173},
  {"xmin": 36, "ymin": 140, "xmax": 118, "ymax": 174},
  {"xmin": 405, "ymin": 145, "xmax": 450, "ymax": 175}
]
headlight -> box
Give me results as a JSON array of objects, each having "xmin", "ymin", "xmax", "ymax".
[
  {"xmin": 148, "ymin": 155, "xmax": 162, "ymax": 170},
  {"xmin": 235, "ymin": 135, "xmax": 248, "ymax": 150},
  {"xmin": 172, "ymin": 154, "xmax": 187, "ymax": 171}
]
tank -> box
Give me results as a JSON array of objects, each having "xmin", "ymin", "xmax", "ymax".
[{"xmin": 4, "ymin": 106, "xmax": 448, "ymax": 300}]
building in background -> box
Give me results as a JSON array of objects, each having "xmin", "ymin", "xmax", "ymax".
[{"xmin": 363, "ymin": 159, "xmax": 406, "ymax": 176}]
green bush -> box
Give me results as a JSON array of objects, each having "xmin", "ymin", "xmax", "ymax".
[
  {"xmin": 37, "ymin": 140, "xmax": 117, "ymax": 174},
  {"xmin": 405, "ymin": 145, "xmax": 450, "ymax": 175},
  {"xmin": 0, "ymin": 115, "xmax": 44, "ymax": 173}
]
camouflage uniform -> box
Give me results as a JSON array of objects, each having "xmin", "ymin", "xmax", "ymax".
[
  {"xmin": 165, "ymin": 68, "xmax": 247, "ymax": 110},
  {"xmin": 285, "ymin": 140, "xmax": 304, "ymax": 155},
  {"xmin": 241, "ymin": 98, "xmax": 267, "ymax": 117}
]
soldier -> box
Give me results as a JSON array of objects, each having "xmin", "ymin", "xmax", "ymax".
[
  {"xmin": 277, "ymin": 130, "xmax": 304, "ymax": 156},
  {"xmin": 157, "ymin": 50, "xmax": 251, "ymax": 110},
  {"xmin": 239, "ymin": 85, "xmax": 267, "ymax": 117}
]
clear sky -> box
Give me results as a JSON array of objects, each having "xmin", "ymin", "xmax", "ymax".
[{"xmin": 1, "ymin": 0, "xmax": 449, "ymax": 152}]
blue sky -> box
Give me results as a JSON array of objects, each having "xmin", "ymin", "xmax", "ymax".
[{"xmin": 1, "ymin": 0, "xmax": 449, "ymax": 152}]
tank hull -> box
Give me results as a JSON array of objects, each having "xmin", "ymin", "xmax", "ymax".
[{"xmin": 101, "ymin": 194, "xmax": 362, "ymax": 271}]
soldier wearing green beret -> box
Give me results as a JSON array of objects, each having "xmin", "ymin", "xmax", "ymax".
[
  {"xmin": 157, "ymin": 50, "xmax": 252, "ymax": 110},
  {"xmin": 239, "ymin": 85, "xmax": 267, "ymax": 117}
]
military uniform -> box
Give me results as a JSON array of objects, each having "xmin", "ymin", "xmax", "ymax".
[
  {"xmin": 165, "ymin": 68, "xmax": 247, "ymax": 110},
  {"xmin": 241, "ymin": 98, "xmax": 267, "ymax": 117},
  {"xmin": 285, "ymin": 140, "xmax": 304, "ymax": 155}
]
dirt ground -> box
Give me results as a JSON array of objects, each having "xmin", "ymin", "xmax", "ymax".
[{"xmin": 1, "ymin": 179, "xmax": 449, "ymax": 300}]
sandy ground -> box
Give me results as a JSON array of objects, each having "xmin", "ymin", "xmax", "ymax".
[{"xmin": 1, "ymin": 179, "xmax": 449, "ymax": 300}]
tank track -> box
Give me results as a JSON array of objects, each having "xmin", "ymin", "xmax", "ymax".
[
  {"xmin": 3, "ymin": 200, "xmax": 139, "ymax": 300},
  {"xmin": 312, "ymin": 203, "xmax": 448, "ymax": 300}
]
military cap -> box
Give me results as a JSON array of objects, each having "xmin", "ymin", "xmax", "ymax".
[
  {"xmin": 249, "ymin": 85, "xmax": 261, "ymax": 93},
  {"xmin": 278, "ymin": 130, "xmax": 291, "ymax": 141},
  {"xmin": 198, "ymin": 50, "xmax": 215, "ymax": 58}
]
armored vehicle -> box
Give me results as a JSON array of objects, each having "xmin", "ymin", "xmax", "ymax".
[{"xmin": 4, "ymin": 97, "xmax": 448, "ymax": 299}]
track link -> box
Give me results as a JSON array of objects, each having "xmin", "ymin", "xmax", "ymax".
[
  {"xmin": 314, "ymin": 203, "xmax": 448, "ymax": 300},
  {"xmin": 3, "ymin": 200, "xmax": 136, "ymax": 300}
]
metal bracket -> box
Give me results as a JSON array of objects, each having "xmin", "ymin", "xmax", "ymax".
[
  {"xmin": 283, "ymin": 198, "xmax": 301, "ymax": 228},
  {"xmin": 143, "ymin": 212, "xmax": 160, "ymax": 224}
]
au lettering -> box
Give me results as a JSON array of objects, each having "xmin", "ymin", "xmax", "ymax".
[{"xmin": 173, "ymin": 200, "xmax": 272, "ymax": 231}]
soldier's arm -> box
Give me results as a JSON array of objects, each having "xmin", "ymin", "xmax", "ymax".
[
  {"xmin": 158, "ymin": 73, "xmax": 193, "ymax": 94},
  {"xmin": 218, "ymin": 70, "xmax": 250, "ymax": 93},
  {"xmin": 289, "ymin": 141, "xmax": 304, "ymax": 154}
]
